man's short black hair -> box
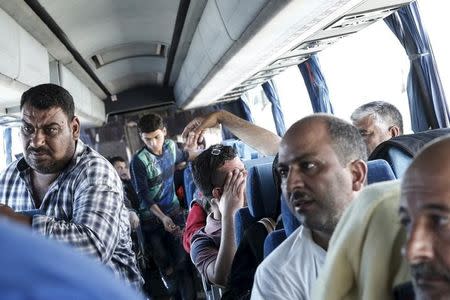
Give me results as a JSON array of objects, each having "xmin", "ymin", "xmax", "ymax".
[
  {"xmin": 351, "ymin": 101, "xmax": 404, "ymax": 134},
  {"xmin": 137, "ymin": 113, "xmax": 164, "ymax": 134},
  {"xmin": 192, "ymin": 144, "xmax": 237, "ymax": 198},
  {"xmin": 109, "ymin": 156, "xmax": 126, "ymax": 165},
  {"xmin": 20, "ymin": 84, "xmax": 75, "ymax": 120}
]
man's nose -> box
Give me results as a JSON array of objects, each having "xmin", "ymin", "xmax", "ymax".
[
  {"xmin": 29, "ymin": 129, "xmax": 46, "ymax": 148},
  {"xmin": 405, "ymin": 221, "xmax": 435, "ymax": 265},
  {"xmin": 286, "ymin": 166, "xmax": 305, "ymax": 193}
]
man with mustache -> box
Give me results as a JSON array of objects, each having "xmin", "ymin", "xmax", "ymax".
[
  {"xmin": 0, "ymin": 84, "xmax": 143, "ymax": 289},
  {"xmin": 399, "ymin": 136, "xmax": 450, "ymax": 300},
  {"xmin": 251, "ymin": 114, "xmax": 368, "ymax": 299}
]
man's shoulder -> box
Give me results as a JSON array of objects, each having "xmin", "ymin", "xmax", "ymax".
[{"xmin": 0, "ymin": 159, "xmax": 22, "ymax": 181}]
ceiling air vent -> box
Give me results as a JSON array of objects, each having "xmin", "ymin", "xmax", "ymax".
[
  {"xmin": 325, "ymin": 5, "xmax": 402, "ymax": 31},
  {"xmin": 90, "ymin": 42, "xmax": 166, "ymax": 69},
  {"xmin": 290, "ymin": 33, "xmax": 353, "ymax": 56},
  {"xmin": 269, "ymin": 55, "xmax": 309, "ymax": 69}
]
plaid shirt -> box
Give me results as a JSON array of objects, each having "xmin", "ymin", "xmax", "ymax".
[{"xmin": 0, "ymin": 140, "xmax": 143, "ymax": 288}]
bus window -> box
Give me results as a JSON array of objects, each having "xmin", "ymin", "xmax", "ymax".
[
  {"xmin": 318, "ymin": 21, "xmax": 412, "ymax": 133},
  {"xmin": 242, "ymin": 85, "xmax": 277, "ymax": 134},
  {"xmin": 418, "ymin": 0, "xmax": 450, "ymax": 107},
  {"xmin": 272, "ymin": 66, "xmax": 313, "ymax": 129},
  {"xmin": 0, "ymin": 126, "xmax": 21, "ymax": 172}
]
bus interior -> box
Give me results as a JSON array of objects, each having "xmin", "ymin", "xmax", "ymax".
[{"xmin": 1, "ymin": 0, "xmax": 449, "ymax": 298}]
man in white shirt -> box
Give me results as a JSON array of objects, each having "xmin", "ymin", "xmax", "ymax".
[{"xmin": 251, "ymin": 114, "xmax": 368, "ymax": 299}]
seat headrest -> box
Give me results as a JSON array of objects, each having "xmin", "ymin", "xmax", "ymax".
[
  {"xmin": 245, "ymin": 162, "xmax": 278, "ymax": 220},
  {"xmin": 367, "ymin": 159, "xmax": 396, "ymax": 184},
  {"xmin": 280, "ymin": 195, "xmax": 300, "ymax": 236}
]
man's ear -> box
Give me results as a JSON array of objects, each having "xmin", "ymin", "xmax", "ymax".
[
  {"xmin": 162, "ymin": 127, "xmax": 167, "ymax": 137},
  {"xmin": 350, "ymin": 159, "xmax": 367, "ymax": 192},
  {"xmin": 71, "ymin": 116, "xmax": 81, "ymax": 140},
  {"xmin": 389, "ymin": 125, "xmax": 400, "ymax": 138}
]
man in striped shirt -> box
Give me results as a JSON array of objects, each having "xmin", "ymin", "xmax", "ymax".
[{"xmin": 0, "ymin": 84, "xmax": 143, "ymax": 289}]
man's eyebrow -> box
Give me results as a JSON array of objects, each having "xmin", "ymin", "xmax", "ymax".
[{"xmin": 420, "ymin": 203, "xmax": 450, "ymax": 213}]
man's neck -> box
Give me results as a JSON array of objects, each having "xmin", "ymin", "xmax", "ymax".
[
  {"xmin": 311, "ymin": 229, "xmax": 332, "ymax": 251},
  {"xmin": 30, "ymin": 170, "xmax": 60, "ymax": 208}
]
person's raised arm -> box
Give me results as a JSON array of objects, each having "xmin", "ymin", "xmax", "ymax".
[
  {"xmin": 205, "ymin": 169, "xmax": 247, "ymax": 287},
  {"xmin": 182, "ymin": 110, "xmax": 281, "ymax": 156}
]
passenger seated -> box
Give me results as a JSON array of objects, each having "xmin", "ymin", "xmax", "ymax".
[
  {"xmin": 351, "ymin": 101, "xmax": 403, "ymax": 156},
  {"xmin": 190, "ymin": 144, "xmax": 247, "ymax": 287},
  {"xmin": 399, "ymin": 136, "xmax": 450, "ymax": 300},
  {"xmin": 0, "ymin": 218, "xmax": 144, "ymax": 300},
  {"xmin": 110, "ymin": 156, "xmax": 140, "ymax": 230},
  {"xmin": 251, "ymin": 114, "xmax": 367, "ymax": 299},
  {"xmin": 0, "ymin": 84, "xmax": 143, "ymax": 289}
]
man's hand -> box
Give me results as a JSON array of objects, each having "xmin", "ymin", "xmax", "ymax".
[
  {"xmin": 129, "ymin": 211, "xmax": 140, "ymax": 230},
  {"xmin": 0, "ymin": 204, "xmax": 32, "ymax": 226},
  {"xmin": 218, "ymin": 169, "xmax": 247, "ymax": 218},
  {"xmin": 183, "ymin": 131, "xmax": 203, "ymax": 152},
  {"xmin": 181, "ymin": 111, "xmax": 223, "ymax": 142},
  {"xmin": 162, "ymin": 215, "xmax": 180, "ymax": 234}
]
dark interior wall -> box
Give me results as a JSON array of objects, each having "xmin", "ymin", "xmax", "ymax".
[
  {"xmin": 105, "ymin": 86, "xmax": 175, "ymax": 116},
  {"xmin": 85, "ymin": 85, "xmax": 248, "ymax": 158}
]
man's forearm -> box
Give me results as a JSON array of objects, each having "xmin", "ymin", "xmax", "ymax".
[{"xmin": 217, "ymin": 110, "xmax": 281, "ymax": 156}]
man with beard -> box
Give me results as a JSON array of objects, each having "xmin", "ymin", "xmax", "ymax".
[
  {"xmin": 0, "ymin": 84, "xmax": 143, "ymax": 289},
  {"xmin": 251, "ymin": 114, "xmax": 368, "ymax": 299},
  {"xmin": 399, "ymin": 136, "xmax": 450, "ymax": 300}
]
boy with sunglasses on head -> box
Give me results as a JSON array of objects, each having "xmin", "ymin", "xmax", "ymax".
[{"xmin": 190, "ymin": 144, "xmax": 247, "ymax": 287}]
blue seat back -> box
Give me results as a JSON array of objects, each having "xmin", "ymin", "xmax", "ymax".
[
  {"xmin": 367, "ymin": 159, "xmax": 396, "ymax": 184},
  {"xmin": 183, "ymin": 163, "xmax": 197, "ymax": 209},
  {"xmin": 235, "ymin": 160, "xmax": 278, "ymax": 245},
  {"xmin": 263, "ymin": 229, "xmax": 286, "ymax": 258}
]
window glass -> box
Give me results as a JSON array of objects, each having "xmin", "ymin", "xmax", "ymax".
[
  {"xmin": 417, "ymin": 0, "xmax": 450, "ymax": 108},
  {"xmin": 272, "ymin": 66, "xmax": 313, "ymax": 128},
  {"xmin": 242, "ymin": 85, "xmax": 277, "ymax": 134},
  {"xmin": 318, "ymin": 21, "xmax": 412, "ymax": 133},
  {"xmin": 0, "ymin": 126, "xmax": 22, "ymax": 172}
]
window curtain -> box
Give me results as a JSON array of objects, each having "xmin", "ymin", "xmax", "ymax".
[
  {"xmin": 298, "ymin": 54, "xmax": 334, "ymax": 114},
  {"xmin": 384, "ymin": 1, "xmax": 450, "ymax": 132},
  {"xmin": 3, "ymin": 127, "xmax": 12, "ymax": 165},
  {"xmin": 238, "ymin": 97, "xmax": 254, "ymax": 123},
  {"xmin": 262, "ymin": 80, "xmax": 286, "ymax": 136}
]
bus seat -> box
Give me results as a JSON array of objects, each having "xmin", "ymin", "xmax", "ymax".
[
  {"xmin": 366, "ymin": 159, "xmax": 396, "ymax": 184},
  {"xmin": 263, "ymin": 196, "xmax": 299, "ymax": 257},
  {"xmin": 369, "ymin": 128, "xmax": 450, "ymax": 178},
  {"xmin": 234, "ymin": 162, "xmax": 277, "ymax": 245},
  {"xmin": 183, "ymin": 163, "xmax": 197, "ymax": 209}
]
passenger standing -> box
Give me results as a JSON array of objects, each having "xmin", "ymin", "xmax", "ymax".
[
  {"xmin": 110, "ymin": 156, "xmax": 140, "ymax": 230},
  {"xmin": 0, "ymin": 83, "xmax": 143, "ymax": 289},
  {"xmin": 130, "ymin": 113, "xmax": 199, "ymax": 299},
  {"xmin": 351, "ymin": 101, "xmax": 403, "ymax": 156}
]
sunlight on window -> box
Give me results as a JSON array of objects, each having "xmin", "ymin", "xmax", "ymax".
[
  {"xmin": 272, "ymin": 66, "xmax": 313, "ymax": 128},
  {"xmin": 242, "ymin": 85, "xmax": 277, "ymax": 134},
  {"xmin": 418, "ymin": 0, "xmax": 450, "ymax": 108},
  {"xmin": 318, "ymin": 21, "xmax": 412, "ymax": 133}
]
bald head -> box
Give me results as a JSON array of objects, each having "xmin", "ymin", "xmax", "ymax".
[
  {"xmin": 400, "ymin": 136, "xmax": 450, "ymax": 300},
  {"xmin": 278, "ymin": 114, "xmax": 367, "ymax": 248}
]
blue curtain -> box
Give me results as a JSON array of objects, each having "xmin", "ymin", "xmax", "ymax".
[
  {"xmin": 262, "ymin": 80, "xmax": 286, "ymax": 136},
  {"xmin": 238, "ymin": 97, "xmax": 254, "ymax": 123},
  {"xmin": 384, "ymin": 2, "xmax": 449, "ymax": 132},
  {"xmin": 298, "ymin": 54, "xmax": 334, "ymax": 114},
  {"xmin": 3, "ymin": 127, "xmax": 12, "ymax": 164}
]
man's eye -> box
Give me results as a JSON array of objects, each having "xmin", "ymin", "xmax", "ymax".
[
  {"xmin": 301, "ymin": 162, "xmax": 317, "ymax": 171},
  {"xmin": 431, "ymin": 215, "xmax": 449, "ymax": 227},
  {"xmin": 21, "ymin": 125, "xmax": 34, "ymax": 135},
  {"xmin": 399, "ymin": 216, "xmax": 411, "ymax": 228},
  {"xmin": 44, "ymin": 128, "xmax": 59, "ymax": 136},
  {"xmin": 278, "ymin": 168, "xmax": 288, "ymax": 178}
]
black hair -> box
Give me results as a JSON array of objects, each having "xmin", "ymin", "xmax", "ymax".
[
  {"xmin": 20, "ymin": 83, "xmax": 75, "ymax": 120},
  {"xmin": 192, "ymin": 144, "xmax": 237, "ymax": 198},
  {"xmin": 109, "ymin": 156, "xmax": 126, "ymax": 165},
  {"xmin": 137, "ymin": 113, "xmax": 164, "ymax": 134}
]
